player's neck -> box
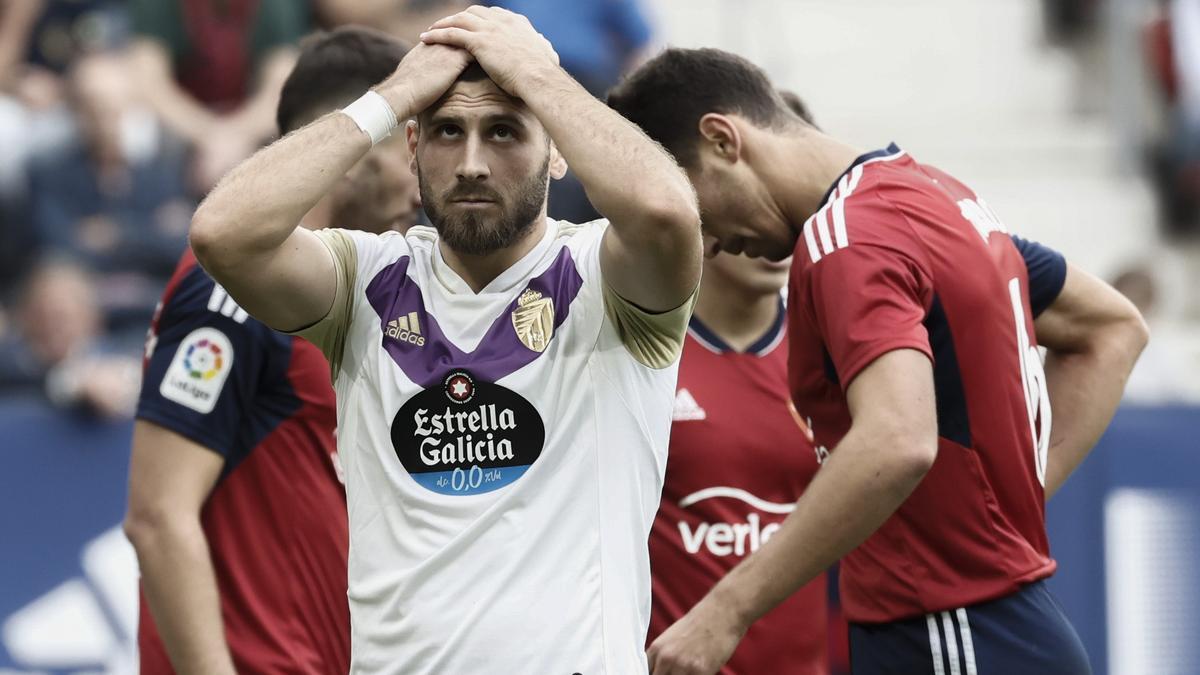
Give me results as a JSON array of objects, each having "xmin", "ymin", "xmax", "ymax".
[
  {"xmin": 438, "ymin": 215, "xmax": 548, "ymax": 293},
  {"xmin": 693, "ymin": 279, "xmax": 780, "ymax": 353},
  {"xmin": 762, "ymin": 130, "xmax": 862, "ymax": 231}
]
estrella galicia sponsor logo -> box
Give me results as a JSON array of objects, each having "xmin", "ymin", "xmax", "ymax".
[{"xmin": 391, "ymin": 369, "xmax": 545, "ymax": 495}]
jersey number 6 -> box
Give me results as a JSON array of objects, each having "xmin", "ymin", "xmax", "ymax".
[{"xmin": 1008, "ymin": 277, "xmax": 1051, "ymax": 486}]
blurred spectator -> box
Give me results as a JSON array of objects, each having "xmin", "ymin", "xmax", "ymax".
[
  {"xmin": 1041, "ymin": 0, "xmax": 1105, "ymax": 116},
  {"xmin": 125, "ymin": 0, "xmax": 308, "ymax": 193},
  {"xmin": 1145, "ymin": 0, "xmax": 1200, "ymax": 234},
  {"xmin": 27, "ymin": 51, "xmax": 192, "ymax": 331},
  {"xmin": 315, "ymin": 0, "xmax": 469, "ymax": 45},
  {"xmin": 0, "ymin": 259, "xmax": 140, "ymax": 418},
  {"xmin": 1111, "ymin": 263, "xmax": 1200, "ymax": 403},
  {"xmin": 1041, "ymin": 0, "xmax": 1100, "ymax": 48},
  {"xmin": 0, "ymin": 189, "xmax": 34, "ymax": 292},
  {"xmin": 0, "ymin": 0, "xmax": 129, "ymax": 198}
]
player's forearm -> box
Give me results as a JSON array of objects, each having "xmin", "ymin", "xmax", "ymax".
[
  {"xmin": 518, "ymin": 66, "xmax": 699, "ymax": 239},
  {"xmin": 190, "ymin": 112, "xmax": 370, "ymax": 272},
  {"xmin": 702, "ymin": 426, "xmax": 934, "ymax": 629},
  {"xmin": 125, "ymin": 515, "xmax": 237, "ymax": 675},
  {"xmin": 1043, "ymin": 319, "xmax": 1148, "ymax": 498}
]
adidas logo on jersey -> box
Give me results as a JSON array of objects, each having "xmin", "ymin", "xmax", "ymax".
[
  {"xmin": 673, "ymin": 388, "xmax": 707, "ymax": 421},
  {"xmin": 207, "ymin": 285, "xmax": 248, "ymax": 323},
  {"xmin": 386, "ymin": 312, "xmax": 426, "ymax": 346}
]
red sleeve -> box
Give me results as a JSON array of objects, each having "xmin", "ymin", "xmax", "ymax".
[{"xmin": 803, "ymin": 241, "xmax": 934, "ymax": 391}]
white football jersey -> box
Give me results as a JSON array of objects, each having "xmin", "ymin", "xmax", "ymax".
[{"xmin": 298, "ymin": 219, "xmax": 692, "ymax": 674}]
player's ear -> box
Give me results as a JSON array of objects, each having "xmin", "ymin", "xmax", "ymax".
[
  {"xmin": 548, "ymin": 141, "xmax": 567, "ymax": 180},
  {"xmin": 697, "ymin": 113, "xmax": 742, "ymax": 164},
  {"xmin": 405, "ymin": 120, "xmax": 419, "ymax": 175}
]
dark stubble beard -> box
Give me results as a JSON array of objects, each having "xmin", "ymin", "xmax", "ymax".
[{"xmin": 420, "ymin": 158, "xmax": 550, "ymax": 255}]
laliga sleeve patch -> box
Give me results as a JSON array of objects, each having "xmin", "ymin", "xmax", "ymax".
[{"xmin": 158, "ymin": 327, "xmax": 235, "ymax": 414}]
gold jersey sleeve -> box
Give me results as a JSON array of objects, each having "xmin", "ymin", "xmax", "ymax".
[
  {"xmin": 601, "ymin": 283, "xmax": 698, "ymax": 369},
  {"xmin": 287, "ymin": 228, "xmax": 358, "ymax": 377}
]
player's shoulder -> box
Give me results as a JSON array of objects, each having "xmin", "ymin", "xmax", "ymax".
[
  {"xmin": 556, "ymin": 217, "xmax": 608, "ymax": 245},
  {"xmin": 549, "ymin": 217, "xmax": 608, "ymax": 270},
  {"xmin": 797, "ymin": 162, "xmax": 916, "ymax": 266},
  {"xmin": 313, "ymin": 226, "xmax": 412, "ymax": 273},
  {"xmin": 401, "ymin": 225, "xmax": 436, "ymax": 251}
]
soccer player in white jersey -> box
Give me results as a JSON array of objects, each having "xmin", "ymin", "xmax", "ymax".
[{"xmin": 188, "ymin": 6, "xmax": 701, "ymax": 673}]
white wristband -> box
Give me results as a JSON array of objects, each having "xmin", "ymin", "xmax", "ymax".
[{"xmin": 341, "ymin": 90, "xmax": 397, "ymax": 145}]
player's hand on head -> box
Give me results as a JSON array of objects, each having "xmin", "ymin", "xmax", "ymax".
[
  {"xmin": 419, "ymin": 5, "xmax": 560, "ymax": 98},
  {"xmin": 646, "ymin": 601, "xmax": 743, "ymax": 675},
  {"xmin": 376, "ymin": 42, "xmax": 472, "ymax": 119}
]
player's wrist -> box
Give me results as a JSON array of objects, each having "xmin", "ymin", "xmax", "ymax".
[
  {"xmin": 510, "ymin": 62, "xmax": 571, "ymax": 101},
  {"xmin": 372, "ymin": 83, "xmax": 416, "ymax": 127},
  {"xmin": 341, "ymin": 90, "xmax": 398, "ymax": 146},
  {"xmin": 701, "ymin": 583, "xmax": 755, "ymax": 635}
]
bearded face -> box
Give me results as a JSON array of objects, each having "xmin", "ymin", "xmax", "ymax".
[
  {"xmin": 419, "ymin": 154, "xmax": 549, "ymax": 255},
  {"xmin": 411, "ymin": 76, "xmax": 559, "ymax": 255}
]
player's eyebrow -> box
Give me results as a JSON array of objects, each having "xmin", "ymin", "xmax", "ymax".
[{"xmin": 427, "ymin": 110, "xmax": 532, "ymax": 130}]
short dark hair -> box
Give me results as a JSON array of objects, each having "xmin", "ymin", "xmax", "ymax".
[
  {"xmin": 607, "ymin": 48, "xmax": 793, "ymax": 166},
  {"xmin": 276, "ymin": 26, "xmax": 410, "ymax": 135},
  {"xmin": 778, "ymin": 90, "xmax": 818, "ymax": 129}
]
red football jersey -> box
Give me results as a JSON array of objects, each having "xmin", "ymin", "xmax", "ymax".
[
  {"xmin": 135, "ymin": 251, "xmax": 350, "ymax": 673},
  {"xmin": 649, "ymin": 308, "xmax": 829, "ymax": 674},
  {"xmin": 787, "ymin": 144, "xmax": 1067, "ymax": 623}
]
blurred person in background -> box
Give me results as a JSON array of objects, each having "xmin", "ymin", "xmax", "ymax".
[
  {"xmin": 126, "ymin": 0, "xmax": 309, "ymax": 194},
  {"xmin": 0, "ymin": 258, "xmax": 140, "ymax": 417},
  {"xmin": 1110, "ymin": 263, "xmax": 1200, "ymax": 403},
  {"xmin": 1145, "ymin": 0, "xmax": 1200, "ymax": 234},
  {"xmin": 124, "ymin": 26, "xmax": 414, "ymax": 675},
  {"xmin": 1039, "ymin": 0, "xmax": 1104, "ymax": 115},
  {"xmin": 0, "ymin": 0, "xmax": 130, "ymax": 173},
  {"xmin": 315, "ymin": 0, "xmax": 469, "ymax": 45},
  {"xmin": 28, "ymin": 51, "xmax": 192, "ymax": 336},
  {"xmin": 611, "ymin": 47, "xmax": 1148, "ymax": 675},
  {"xmin": 0, "ymin": 0, "xmax": 130, "ymax": 285}
]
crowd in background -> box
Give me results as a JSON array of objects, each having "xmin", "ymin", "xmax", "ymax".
[
  {"xmin": 0, "ymin": 0, "xmax": 655, "ymax": 417},
  {"xmin": 1041, "ymin": 0, "xmax": 1200, "ymax": 403},
  {"xmin": 3, "ymin": 0, "xmax": 1200, "ymax": 419}
]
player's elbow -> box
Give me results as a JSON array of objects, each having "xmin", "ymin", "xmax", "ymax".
[
  {"xmin": 639, "ymin": 183, "xmax": 701, "ymax": 240},
  {"xmin": 189, "ymin": 198, "xmax": 254, "ymax": 278},
  {"xmin": 123, "ymin": 502, "xmax": 192, "ymax": 554},
  {"xmin": 867, "ymin": 416, "xmax": 938, "ymax": 486},
  {"xmin": 1118, "ymin": 307, "xmax": 1151, "ymax": 359},
  {"xmin": 1092, "ymin": 304, "xmax": 1150, "ymax": 371},
  {"xmin": 890, "ymin": 434, "xmax": 938, "ymax": 485},
  {"xmin": 189, "ymin": 203, "xmax": 227, "ymax": 270}
]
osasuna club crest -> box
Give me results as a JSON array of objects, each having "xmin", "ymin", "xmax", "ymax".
[{"xmin": 391, "ymin": 369, "xmax": 545, "ymax": 496}]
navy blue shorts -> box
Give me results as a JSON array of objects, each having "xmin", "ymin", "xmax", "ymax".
[{"xmin": 848, "ymin": 581, "xmax": 1092, "ymax": 675}]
